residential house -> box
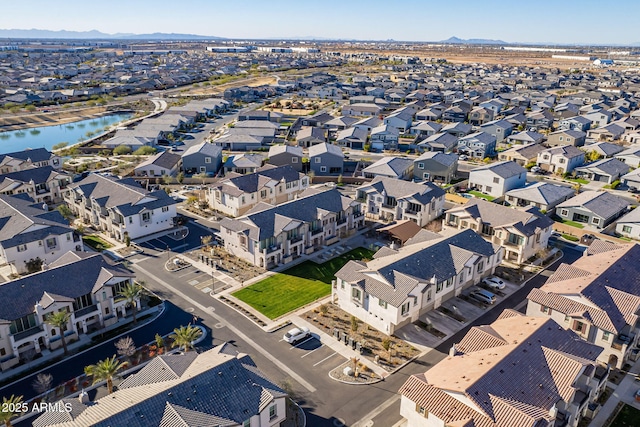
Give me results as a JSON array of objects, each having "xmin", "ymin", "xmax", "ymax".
[
  {"xmin": 457, "ymin": 132, "xmax": 497, "ymax": 159},
  {"xmin": 336, "ymin": 127, "xmax": 368, "ymax": 149},
  {"xmin": 209, "ymin": 165, "xmax": 309, "ymax": 217},
  {"xmin": 556, "ymin": 191, "xmax": 629, "ymax": 229},
  {"xmin": 413, "ymin": 152, "xmax": 458, "ymax": 184},
  {"xmin": 34, "ymin": 345, "xmax": 288, "ymax": 427},
  {"xmin": 622, "ymin": 168, "xmax": 640, "ymax": 190},
  {"xmin": 134, "ymin": 150, "xmax": 182, "ymax": 178},
  {"xmin": 362, "ymin": 156, "xmax": 414, "ymax": 180},
  {"xmin": 352, "ymin": 116, "xmax": 382, "ymax": 133},
  {"xmin": 444, "ymin": 198, "xmax": 553, "ymax": 265},
  {"xmin": 467, "ymin": 106, "xmax": 494, "ymax": 126},
  {"xmin": 0, "ymin": 166, "xmax": 71, "ymax": 205},
  {"xmin": 498, "ymin": 143, "xmax": 546, "ymax": 166},
  {"xmin": 584, "ymin": 141, "xmax": 625, "ymax": 159},
  {"xmin": 415, "ymin": 107, "xmax": 443, "ymax": 121},
  {"xmin": 219, "ymin": 189, "xmax": 364, "ymax": 269},
  {"xmin": 588, "ymin": 123, "xmax": 626, "ymax": 141},
  {"xmin": 506, "ymin": 130, "xmax": 545, "ymax": 145},
  {"xmin": 296, "ymin": 126, "xmax": 327, "ymax": 148},
  {"xmin": 559, "ymin": 115, "xmax": 592, "ymax": 132},
  {"xmin": 224, "ymin": 153, "xmax": 264, "ymax": 175},
  {"xmin": 0, "ymin": 148, "xmax": 62, "ymax": 174},
  {"xmin": 267, "ymin": 145, "xmax": 304, "ymax": 171},
  {"xmin": 324, "ymin": 116, "xmax": 358, "ymax": 134},
  {"xmin": 582, "ymin": 109, "xmax": 612, "ymax": 127},
  {"xmin": 399, "ymin": 310, "xmax": 606, "ymax": 427},
  {"xmin": 526, "ymin": 241, "xmax": 640, "ymax": 368},
  {"xmin": 547, "ymin": 129, "xmax": 587, "ymax": 147},
  {"xmin": 64, "ymin": 174, "xmax": 178, "ymax": 241},
  {"xmin": 479, "ymin": 119, "xmax": 513, "ymax": 143},
  {"xmin": 181, "ymin": 142, "xmax": 223, "ymax": 175},
  {"xmin": 370, "ymin": 124, "xmax": 400, "ymax": 150},
  {"xmin": 468, "ymin": 161, "xmax": 527, "ymax": 198},
  {"xmin": 342, "ymin": 103, "xmax": 382, "ymax": 117},
  {"xmin": 615, "ymin": 208, "xmax": 640, "ymax": 239},
  {"xmin": 333, "ymin": 229, "xmax": 502, "ymax": 334},
  {"xmin": 615, "ymin": 145, "xmax": 640, "ymax": 168},
  {"xmin": 213, "ymin": 134, "xmax": 264, "ymax": 151},
  {"xmin": 574, "ymin": 158, "xmax": 630, "ymax": 184},
  {"xmin": 0, "ymin": 194, "xmax": 82, "ymax": 275},
  {"xmin": 442, "ymin": 122, "xmax": 472, "ymax": 138},
  {"xmin": 505, "ymin": 182, "xmax": 575, "ymax": 213},
  {"xmin": 526, "ymin": 109, "xmax": 554, "ymax": 130},
  {"xmin": 301, "ymin": 111, "xmax": 333, "ymax": 127},
  {"xmin": 417, "ymin": 132, "xmax": 458, "ymax": 153},
  {"xmin": 537, "ymin": 145, "xmax": 585, "ymax": 174},
  {"xmin": 0, "ymin": 252, "xmax": 135, "ymax": 371},
  {"xmin": 309, "ymin": 143, "xmax": 344, "ymax": 176},
  {"xmin": 356, "ymin": 177, "xmax": 445, "ymax": 226}
]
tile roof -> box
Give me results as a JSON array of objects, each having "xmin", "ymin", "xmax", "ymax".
[
  {"xmin": 362, "ymin": 157, "xmax": 413, "ymax": 177},
  {"xmin": 574, "ymin": 158, "xmax": 630, "ymax": 178},
  {"xmin": 470, "ymin": 161, "xmax": 526, "ymax": 179},
  {"xmin": 215, "ymin": 165, "xmax": 303, "ymax": 194},
  {"xmin": 308, "ymin": 142, "xmax": 344, "ymax": 157},
  {"xmin": 505, "ymin": 182, "xmax": 574, "ymax": 206},
  {"xmin": 556, "ymin": 191, "xmax": 629, "ymax": 219},
  {"xmin": 358, "ymin": 176, "xmax": 445, "ymax": 203}
]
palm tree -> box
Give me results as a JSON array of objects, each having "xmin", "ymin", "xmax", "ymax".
[
  {"xmin": 170, "ymin": 325, "xmax": 202, "ymax": 352},
  {"xmin": 84, "ymin": 355, "xmax": 128, "ymax": 394},
  {"xmin": 0, "ymin": 394, "xmax": 25, "ymax": 427},
  {"xmin": 117, "ymin": 282, "xmax": 146, "ymax": 324},
  {"xmin": 45, "ymin": 311, "xmax": 71, "ymax": 355}
]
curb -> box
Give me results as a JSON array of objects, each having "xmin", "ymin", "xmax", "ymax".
[{"xmin": 327, "ymin": 361, "xmax": 385, "ymax": 386}]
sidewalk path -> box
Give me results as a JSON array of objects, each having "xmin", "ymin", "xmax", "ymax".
[{"xmin": 589, "ymin": 358, "xmax": 640, "ymax": 426}]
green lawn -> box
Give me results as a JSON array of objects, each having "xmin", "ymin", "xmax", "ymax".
[
  {"xmin": 467, "ymin": 190, "xmax": 495, "ymax": 201},
  {"xmin": 561, "ymin": 234, "xmax": 580, "ymax": 242},
  {"xmin": 233, "ymin": 247, "xmax": 375, "ymax": 319},
  {"xmin": 82, "ymin": 235, "xmax": 113, "ymax": 251},
  {"xmin": 565, "ymin": 177, "xmax": 589, "ymax": 185},
  {"xmin": 557, "ymin": 219, "xmax": 585, "ymax": 229},
  {"xmin": 610, "ymin": 404, "xmax": 640, "ymax": 427}
]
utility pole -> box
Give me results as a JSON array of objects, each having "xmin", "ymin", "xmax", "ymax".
[{"xmin": 211, "ymin": 261, "xmax": 217, "ymax": 294}]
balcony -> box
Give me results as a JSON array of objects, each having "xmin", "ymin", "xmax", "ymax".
[
  {"xmin": 354, "ymin": 211, "xmax": 364, "ymax": 218},
  {"xmin": 311, "ymin": 228, "xmax": 323, "ymax": 236},
  {"xmin": 265, "ymin": 244, "xmax": 281, "ymax": 255},
  {"xmin": 555, "ymin": 411, "xmax": 569, "ymax": 427},
  {"xmin": 337, "ymin": 217, "xmax": 347, "ymax": 225},
  {"xmin": 75, "ymin": 304, "xmax": 99, "ymax": 318},
  {"xmin": 612, "ymin": 333, "xmax": 634, "ymax": 351},
  {"xmin": 12, "ymin": 325, "xmax": 44, "ymax": 342},
  {"xmin": 289, "ymin": 235, "xmax": 303, "ymax": 244}
]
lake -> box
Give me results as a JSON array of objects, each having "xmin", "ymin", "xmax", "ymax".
[{"xmin": 0, "ymin": 113, "xmax": 133, "ymax": 154}]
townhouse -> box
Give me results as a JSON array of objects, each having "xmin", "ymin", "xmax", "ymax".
[
  {"xmin": 0, "ymin": 148, "xmax": 62, "ymax": 174},
  {"xmin": 356, "ymin": 177, "xmax": 445, "ymax": 227},
  {"xmin": 64, "ymin": 174, "xmax": 178, "ymax": 241},
  {"xmin": 208, "ymin": 165, "xmax": 309, "ymax": 217},
  {"xmin": 0, "ymin": 166, "xmax": 72, "ymax": 205},
  {"xmin": 527, "ymin": 241, "xmax": 640, "ymax": 369},
  {"xmin": 444, "ymin": 198, "xmax": 553, "ymax": 265},
  {"xmin": 219, "ymin": 189, "xmax": 364, "ymax": 269},
  {"xmin": 334, "ymin": 229, "xmax": 502, "ymax": 334}
]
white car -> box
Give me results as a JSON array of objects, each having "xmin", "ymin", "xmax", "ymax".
[
  {"xmin": 482, "ymin": 276, "xmax": 506, "ymax": 290},
  {"xmin": 459, "ymin": 154, "xmax": 469, "ymax": 161},
  {"xmin": 283, "ymin": 326, "xmax": 311, "ymax": 344}
]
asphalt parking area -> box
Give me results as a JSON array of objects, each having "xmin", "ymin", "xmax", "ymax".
[{"xmin": 278, "ymin": 335, "xmax": 343, "ymax": 368}]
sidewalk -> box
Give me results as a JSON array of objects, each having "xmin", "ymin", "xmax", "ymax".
[{"xmin": 589, "ymin": 358, "xmax": 640, "ymax": 426}]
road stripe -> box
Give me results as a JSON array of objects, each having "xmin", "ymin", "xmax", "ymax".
[
  {"xmin": 351, "ymin": 395, "xmax": 401, "ymax": 427},
  {"xmin": 178, "ymin": 270, "xmax": 197, "ymax": 278},
  {"xmin": 300, "ymin": 345, "xmax": 324, "ymax": 358},
  {"xmin": 289, "ymin": 336, "xmax": 313, "ymax": 349},
  {"xmin": 313, "ymin": 352, "xmax": 337, "ymax": 366},
  {"xmin": 132, "ymin": 264, "xmax": 317, "ymax": 393}
]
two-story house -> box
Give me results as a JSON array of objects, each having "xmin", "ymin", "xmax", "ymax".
[
  {"xmin": 219, "ymin": 189, "xmax": 364, "ymax": 269},
  {"xmin": 0, "ymin": 166, "xmax": 72, "ymax": 205},
  {"xmin": 181, "ymin": 142, "xmax": 223, "ymax": 175},
  {"xmin": 444, "ymin": 198, "xmax": 553, "ymax": 265},
  {"xmin": 457, "ymin": 132, "xmax": 497, "ymax": 159},
  {"xmin": 266, "ymin": 145, "xmax": 304, "ymax": 171},
  {"xmin": 0, "ymin": 148, "xmax": 62, "ymax": 174},
  {"xmin": 417, "ymin": 132, "xmax": 458, "ymax": 153},
  {"xmin": 504, "ymin": 182, "xmax": 575, "ymax": 213},
  {"xmin": 479, "ymin": 119, "xmax": 514, "ymax": 143},
  {"xmin": 527, "ymin": 241, "xmax": 640, "ymax": 369},
  {"xmin": 546, "ymin": 129, "xmax": 587, "ymax": 147},
  {"xmin": 498, "ymin": 143, "xmax": 547, "ymax": 166},
  {"xmin": 356, "ymin": 177, "xmax": 445, "ymax": 226},
  {"xmin": 309, "ymin": 143, "xmax": 344, "ymax": 176},
  {"xmin": 413, "ymin": 152, "xmax": 458, "ymax": 184},
  {"xmin": 370, "ymin": 124, "xmax": 400, "ymax": 150},
  {"xmin": 537, "ymin": 145, "xmax": 586, "ymax": 174},
  {"xmin": 333, "ymin": 229, "xmax": 502, "ymax": 334},
  {"xmin": 134, "ymin": 150, "xmax": 182, "ymax": 178},
  {"xmin": 468, "ymin": 161, "xmax": 527, "ymax": 198},
  {"xmin": 64, "ymin": 174, "xmax": 177, "ymax": 241}
]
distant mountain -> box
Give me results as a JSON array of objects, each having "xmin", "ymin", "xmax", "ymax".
[
  {"xmin": 440, "ymin": 36, "xmax": 508, "ymax": 45},
  {"xmin": 0, "ymin": 28, "xmax": 224, "ymax": 40}
]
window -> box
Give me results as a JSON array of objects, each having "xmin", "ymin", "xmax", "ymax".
[
  {"xmin": 423, "ymin": 172, "xmax": 430, "ymax": 179},
  {"xmin": 592, "ymin": 217, "xmax": 601, "ymax": 226},
  {"xmin": 0, "ymin": 348, "xmax": 5, "ymax": 356},
  {"xmin": 559, "ymin": 136, "xmax": 564, "ymax": 141},
  {"xmin": 205, "ymin": 157, "xmax": 212, "ymax": 164},
  {"xmin": 559, "ymin": 209, "xmax": 568, "ymax": 217},
  {"xmin": 315, "ymin": 157, "xmax": 321, "ymax": 163},
  {"xmin": 67, "ymin": 233, "xmax": 71, "ymax": 241},
  {"xmin": 622, "ymin": 225, "xmax": 632, "ymax": 233},
  {"xmin": 292, "ymin": 157, "xmax": 298, "ymax": 163},
  {"xmin": 416, "ymin": 404, "xmax": 427, "ymax": 416},
  {"xmin": 320, "ymin": 166, "xmax": 327, "ymax": 172},
  {"xmin": 401, "ymin": 301, "xmax": 411, "ymax": 316},
  {"xmin": 476, "ymin": 261, "xmax": 484, "ymax": 273},
  {"xmin": 351, "ymin": 287, "xmax": 362, "ymax": 301},
  {"xmin": 162, "ymin": 206, "xmax": 169, "ymax": 212},
  {"xmin": 573, "ymin": 320, "xmax": 586, "ymax": 334},
  {"xmin": 418, "ymin": 162, "xmax": 424, "ymax": 169},
  {"xmin": 436, "ymin": 282, "xmax": 443, "ymax": 292},
  {"xmin": 46, "ymin": 237, "xmax": 57, "ymax": 248},
  {"xmin": 269, "ymin": 405, "xmax": 277, "ymax": 420},
  {"xmin": 540, "ymin": 305, "xmax": 552, "ymax": 315},
  {"xmin": 485, "ymin": 186, "xmax": 492, "ymax": 193},
  {"xmin": 129, "ymin": 217, "xmax": 133, "ymax": 224},
  {"xmin": 493, "ymin": 177, "xmax": 499, "ymax": 184},
  {"xmin": 142, "ymin": 212, "xmax": 151, "ymax": 222},
  {"xmin": 243, "ymin": 420, "xmax": 251, "ymax": 427},
  {"xmin": 564, "ymin": 315, "xmax": 570, "ymax": 323},
  {"xmin": 379, "ymin": 299, "xmax": 388, "ymax": 309},
  {"xmin": 17, "ymin": 244, "xmax": 27, "ymax": 252},
  {"xmin": 559, "ymin": 158, "xmax": 565, "ymax": 164},
  {"xmin": 602, "ymin": 331, "xmax": 611, "ymax": 342}
]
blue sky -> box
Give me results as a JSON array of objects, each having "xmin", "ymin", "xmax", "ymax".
[{"xmin": 2, "ymin": 0, "xmax": 638, "ymax": 45}]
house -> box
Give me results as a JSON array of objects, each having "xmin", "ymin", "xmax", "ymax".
[
  {"xmin": 442, "ymin": 122, "xmax": 472, "ymax": 138},
  {"xmin": 399, "ymin": 310, "xmax": 606, "ymax": 427},
  {"xmin": 301, "ymin": 111, "xmax": 333, "ymax": 127},
  {"xmin": 537, "ymin": 145, "xmax": 585, "ymax": 174},
  {"xmin": 582, "ymin": 109, "xmax": 612, "ymax": 127},
  {"xmin": 615, "ymin": 208, "xmax": 640, "ymax": 239},
  {"xmin": 333, "ymin": 229, "xmax": 502, "ymax": 334},
  {"xmin": 615, "ymin": 145, "xmax": 640, "ymax": 168},
  {"xmin": 335, "ymin": 127, "xmax": 368, "ymax": 149},
  {"xmin": 296, "ymin": 126, "xmax": 326, "ymax": 148},
  {"xmin": 444, "ymin": 198, "xmax": 553, "ymax": 265},
  {"xmin": 356, "ymin": 177, "xmax": 445, "ymax": 226},
  {"xmin": 526, "ymin": 241, "xmax": 640, "ymax": 368},
  {"xmin": 413, "ymin": 152, "xmax": 458, "ymax": 184},
  {"xmin": 64, "ymin": 174, "xmax": 178, "ymax": 241},
  {"xmin": 622, "ymin": 168, "xmax": 640, "ymax": 190},
  {"xmin": 352, "ymin": 116, "xmax": 382, "ymax": 133},
  {"xmin": 267, "ymin": 145, "xmax": 304, "ymax": 171},
  {"xmin": 238, "ymin": 109, "xmax": 274, "ymax": 121},
  {"xmin": 0, "ymin": 252, "xmax": 135, "ymax": 371},
  {"xmin": 219, "ymin": 189, "xmax": 364, "ymax": 269},
  {"xmin": 370, "ymin": 124, "xmax": 400, "ymax": 150},
  {"xmin": 467, "ymin": 106, "xmax": 494, "ymax": 126},
  {"xmin": 505, "ymin": 130, "xmax": 545, "ymax": 145},
  {"xmin": 574, "ymin": 158, "xmax": 630, "ymax": 184},
  {"xmin": 0, "ymin": 148, "xmax": 62, "ymax": 174},
  {"xmin": 588, "ymin": 123, "xmax": 626, "ymax": 141},
  {"xmin": 209, "ymin": 165, "xmax": 309, "ymax": 217},
  {"xmin": 181, "ymin": 142, "xmax": 223, "ymax": 175},
  {"xmin": 505, "ymin": 182, "xmax": 575, "ymax": 213},
  {"xmin": 213, "ymin": 134, "xmax": 264, "ymax": 151},
  {"xmin": 342, "ymin": 103, "xmax": 382, "ymax": 117},
  {"xmin": 526, "ymin": 109, "xmax": 554, "ymax": 129},
  {"xmin": 134, "ymin": 150, "xmax": 182, "ymax": 178},
  {"xmin": 468, "ymin": 161, "xmax": 527, "ymax": 198},
  {"xmin": 0, "ymin": 194, "xmax": 82, "ymax": 275},
  {"xmin": 546, "ymin": 129, "xmax": 587, "ymax": 147},
  {"xmin": 556, "ymin": 191, "xmax": 629, "ymax": 229},
  {"xmin": 417, "ymin": 132, "xmax": 458, "ymax": 153},
  {"xmin": 324, "ymin": 115, "xmax": 358, "ymax": 133},
  {"xmin": 457, "ymin": 132, "xmax": 497, "ymax": 159},
  {"xmin": 0, "ymin": 166, "xmax": 72, "ymax": 205},
  {"xmin": 34, "ymin": 345, "xmax": 288, "ymax": 427},
  {"xmin": 362, "ymin": 156, "xmax": 414, "ymax": 180},
  {"xmin": 384, "ymin": 111, "xmax": 413, "ymax": 133},
  {"xmin": 224, "ymin": 153, "xmax": 264, "ymax": 175},
  {"xmin": 479, "ymin": 119, "xmax": 513, "ymax": 143},
  {"xmin": 409, "ymin": 121, "xmax": 442, "ymax": 138},
  {"xmin": 498, "ymin": 143, "xmax": 546, "ymax": 166},
  {"xmin": 559, "ymin": 115, "xmax": 592, "ymax": 132},
  {"xmin": 584, "ymin": 141, "xmax": 625, "ymax": 159},
  {"xmin": 309, "ymin": 143, "xmax": 344, "ymax": 176}
]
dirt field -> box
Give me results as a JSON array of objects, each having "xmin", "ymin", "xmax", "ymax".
[{"xmin": 0, "ymin": 106, "xmax": 115, "ymax": 131}]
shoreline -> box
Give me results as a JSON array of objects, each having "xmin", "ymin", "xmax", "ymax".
[{"xmin": 0, "ymin": 107, "xmax": 116, "ymax": 132}]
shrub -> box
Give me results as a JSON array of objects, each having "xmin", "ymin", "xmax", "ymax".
[{"xmin": 113, "ymin": 145, "xmax": 132, "ymax": 155}]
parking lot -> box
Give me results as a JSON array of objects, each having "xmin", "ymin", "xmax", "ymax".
[
  {"xmin": 166, "ymin": 263, "xmax": 231, "ymax": 295},
  {"xmin": 277, "ymin": 332, "xmax": 345, "ymax": 371},
  {"xmin": 137, "ymin": 222, "xmax": 211, "ymax": 253}
]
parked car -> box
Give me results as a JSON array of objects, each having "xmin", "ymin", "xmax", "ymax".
[
  {"xmin": 482, "ymin": 276, "xmax": 506, "ymax": 290},
  {"xmin": 635, "ymin": 388, "xmax": 640, "ymax": 402},
  {"xmin": 283, "ymin": 326, "xmax": 310, "ymax": 344},
  {"xmin": 530, "ymin": 166, "xmax": 542, "ymax": 173},
  {"xmin": 469, "ymin": 289, "xmax": 497, "ymax": 305},
  {"xmin": 458, "ymin": 154, "xmax": 469, "ymax": 161}
]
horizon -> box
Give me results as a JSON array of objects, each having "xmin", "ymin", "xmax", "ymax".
[{"xmin": 2, "ymin": 0, "xmax": 640, "ymax": 46}]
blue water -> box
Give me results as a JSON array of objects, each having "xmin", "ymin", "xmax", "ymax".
[{"xmin": 0, "ymin": 113, "xmax": 133, "ymax": 154}]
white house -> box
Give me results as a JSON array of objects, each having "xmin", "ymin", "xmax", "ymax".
[{"xmin": 468, "ymin": 161, "xmax": 527, "ymax": 198}]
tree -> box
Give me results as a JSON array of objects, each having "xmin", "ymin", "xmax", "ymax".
[
  {"xmin": 381, "ymin": 337, "xmax": 393, "ymax": 363},
  {"xmin": 124, "ymin": 232, "xmax": 131, "ymax": 247},
  {"xmin": 155, "ymin": 333, "xmax": 165, "ymax": 350},
  {"xmin": 114, "ymin": 336, "xmax": 136, "ymax": 359},
  {"xmin": 350, "ymin": 315, "xmax": 360, "ymax": 333},
  {"xmin": 32, "ymin": 373, "xmax": 53, "ymax": 396},
  {"xmin": 116, "ymin": 282, "xmax": 146, "ymax": 324},
  {"xmin": 161, "ymin": 174, "xmax": 173, "ymax": 186},
  {"xmin": 337, "ymin": 174, "xmax": 343, "ymax": 185},
  {"xmin": 57, "ymin": 204, "xmax": 74, "ymax": 223},
  {"xmin": 176, "ymin": 171, "xmax": 185, "ymax": 184},
  {"xmin": 170, "ymin": 325, "xmax": 202, "ymax": 352},
  {"xmin": 319, "ymin": 304, "xmax": 329, "ymax": 317},
  {"xmin": 351, "ymin": 357, "xmax": 360, "ymax": 377},
  {"xmin": 133, "ymin": 146, "xmax": 156, "ymax": 156},
  {"xmin": 45, "ymin": 310, "xmax": 71, "ymax": 355},
  {"xmin": 84, "ymin": 355, "xmax": 128, "ymax": 394},
  {"xmin": 201, "ymin": 235, "xmax": 213, "ymax": 251},
  {"xmin": 0, "ymin": 394, "xmax": 25, "ymax": 427},
  {"xmin": 113, "ymin": 145, "xmax": 132, "ymax": 155}
]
